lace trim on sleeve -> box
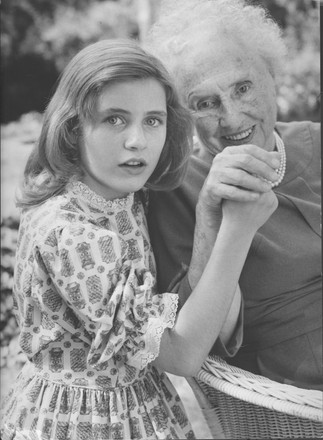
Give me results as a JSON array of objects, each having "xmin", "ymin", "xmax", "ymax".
[{"xmin": 129, "ymin": 293, "xmax": 179, "ymax": 370}]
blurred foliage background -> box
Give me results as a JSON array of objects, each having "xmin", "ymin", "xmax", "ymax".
[
  {"xmin": 0, "ymin": 1, "xmax": 320, "ymax": 433},
  {"xmin": 1, "ymin": 0, "xmax": 320, "ymax": 123}
]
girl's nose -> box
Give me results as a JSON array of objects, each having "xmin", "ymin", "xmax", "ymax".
[{"xmin": 124, "ymin": 125, "xmax": 147, "ymax": 151}]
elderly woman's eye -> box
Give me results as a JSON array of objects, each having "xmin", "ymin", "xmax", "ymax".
[
  {"xmin": 197, "ymin": 100, "xmax": 217, "ymax": 111},
  {"xmin": 237, "ymin": 83, "xmax": 251, "ymax": 95}
]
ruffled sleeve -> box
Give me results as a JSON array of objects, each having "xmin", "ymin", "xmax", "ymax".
[{"xmin": 33, "ymin": 222, "xmax": 178, "ymax": 371}]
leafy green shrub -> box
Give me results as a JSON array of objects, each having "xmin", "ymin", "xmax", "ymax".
[
  {"xmin": 1, "ymin": 0, "xmax": 139, "ymax": 122},
  {"xmin": 275, "ymin": 0, "xmax": 320, "ymax": 121},
  {"xmin": 1, "ymin": 0, "xmax": 320, "ymax": 123},
  {"xmin": 0, "ymin": 218, "xmax": 25, "ymax": 368}
]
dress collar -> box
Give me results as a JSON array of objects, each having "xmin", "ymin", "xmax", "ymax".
[{"xmin": 67, "ymin": 180, "xmax": 134, "ymax": 213}]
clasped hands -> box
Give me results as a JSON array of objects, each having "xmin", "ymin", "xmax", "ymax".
[{"xmin": 198, "ymin": 144, "xmax": 281, "ymax": 231}]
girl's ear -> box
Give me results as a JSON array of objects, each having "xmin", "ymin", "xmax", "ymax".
[
  {"xmin": 71, "ymin": 126, "xmax": 79, "ymax": 144},
  {"xmin": 58, "ymin": 118, "xmax": 81, "ymax": 165},
  {"xmin": 66, "ymin": 117, "xmax": 80, "ymax": 147}
]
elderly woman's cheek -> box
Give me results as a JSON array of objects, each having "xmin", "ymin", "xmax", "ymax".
[{"xmin": 195, "ymin": 117, "xmax": 223, "ymax": 153}]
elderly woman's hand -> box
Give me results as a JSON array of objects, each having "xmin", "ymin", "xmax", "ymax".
[
  {"xmin": 199, "ymin": 144, "xmax": 281, "ymax": 209},
  {"xmin": 222, "ymin": 190, "xmax": 278, "ymax": 234}
]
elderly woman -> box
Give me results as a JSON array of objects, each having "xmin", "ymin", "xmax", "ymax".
[{"xmin": 146, "ymin": 0, "xmax": 321, "ymax": 390}]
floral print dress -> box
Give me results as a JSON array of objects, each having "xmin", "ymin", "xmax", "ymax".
[{"xmin": 1, "ymin": 181, "xmax": 195, "ymax": 440}]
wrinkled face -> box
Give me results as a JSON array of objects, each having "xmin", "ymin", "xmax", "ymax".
[
  {"xmin": 184, "ymin": 37, "xmax": 277, "ymax": 155},
  {"xmin": 79, "ymin": 79, "xmax": 167, "ymax": 200}
]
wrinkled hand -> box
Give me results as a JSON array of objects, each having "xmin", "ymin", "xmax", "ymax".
[
  {"xmin": 199, "ymin": 144, "xmax": 281, "ymax": 212},
  {"xmin": 222, "ymin": 190, "xmax": 278, "ymax": 233}
]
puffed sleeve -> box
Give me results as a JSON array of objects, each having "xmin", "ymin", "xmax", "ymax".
[{"xmin": 33, "ymin": 222, "xmax": 178, "ymax": 370}]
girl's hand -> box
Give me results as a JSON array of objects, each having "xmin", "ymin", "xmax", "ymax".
[{"xmin": 222, "ymin": 190, "xmax": 278, "ymax": 233}]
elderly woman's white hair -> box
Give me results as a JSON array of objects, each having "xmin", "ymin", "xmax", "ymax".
[{"xmin": 147, "ymin": 0, "xmax": 287, "ymax": 93}]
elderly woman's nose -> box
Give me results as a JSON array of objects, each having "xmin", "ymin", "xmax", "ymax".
[{"xmin": 218, "ymin": 101, "xmax": 242, "ymax": 127}]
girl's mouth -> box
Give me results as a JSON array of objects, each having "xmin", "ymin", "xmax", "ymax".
[
  {"xmin": 119, "ymin": 159, "xmax": 147, "ymax": 174},
  {"xmin": 120, "ymin": 159, "xmax": 147, "ymax": 168}
]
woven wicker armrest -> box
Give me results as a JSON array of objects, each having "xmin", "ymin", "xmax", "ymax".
[{"xmin": 187, "ymin": 355, "xmax": 323, "ymax": 439}]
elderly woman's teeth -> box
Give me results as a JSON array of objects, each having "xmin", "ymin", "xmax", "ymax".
[{"xmin": 225, "ymin": 127, "xmax": 253, "ymax": 141}]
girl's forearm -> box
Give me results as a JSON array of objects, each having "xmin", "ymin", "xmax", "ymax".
[
  {"xmin": 187, "ymin": 202, "xmax": 222, "ymax": 290},
  {"xmin": 154, "ymin": 220, "xmax": 254, "ymax": 376},
  {"xmin": 187, "ymin": 202, "xmax": 241, "ymax": 346}
]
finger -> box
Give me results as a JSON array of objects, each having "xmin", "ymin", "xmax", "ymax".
[
  {"xmin": 223, "ymin": 144, "xmax": 281, "ymax": 169},
  {"xmin": 211, "ymin": 183, "xmax": 261, "ymax": 202},
  {"xmin": 216, "ymin": 168, "xmax": 273, "ymax": 193},
  {"xmin": 214, "ymin": 152, "xmax": 281, "ymax": 182}
]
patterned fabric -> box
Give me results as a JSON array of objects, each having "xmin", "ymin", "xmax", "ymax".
[{"xmin": 1, "ymin": 181, "xmax": 195, "ymax": 440}]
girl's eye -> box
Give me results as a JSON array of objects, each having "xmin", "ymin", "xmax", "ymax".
[
  {"xmin": 107, "ymin": 116, "xmax": 124, "ymax": 126},
  {"xmin": 146, "ymin": 117, "xmax": 162, "ymax": 127}
]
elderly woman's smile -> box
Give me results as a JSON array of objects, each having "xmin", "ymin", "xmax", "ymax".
[{"xmin": 222, "ymin": 125, "xmax": 256, "ymax": 143}]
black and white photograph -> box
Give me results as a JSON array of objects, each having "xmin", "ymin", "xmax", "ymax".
[{"xmin": 1, "ymin": 1, "xmax": 321, "ymax": 439}]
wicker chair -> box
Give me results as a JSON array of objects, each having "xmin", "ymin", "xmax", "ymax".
[{"xmin": 187, "ymin": 355, "xmax": 323, "ymax": 439}]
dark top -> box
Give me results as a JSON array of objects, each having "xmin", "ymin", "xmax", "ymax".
[{"xmin": 148, "ymin": 121, "xmax": 322, "ymax": 389}]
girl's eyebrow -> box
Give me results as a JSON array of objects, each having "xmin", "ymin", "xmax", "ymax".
[
  {"xmin": 99, "ymin": 107, "xmax": 131, "ymax": 115},
  {"xmin": 100, "ymin": 107, "xmax": 167, "ymax": 117},
  {"xmin": 146, "ymin": 110, "xmax": 167, "ymax": 117}
]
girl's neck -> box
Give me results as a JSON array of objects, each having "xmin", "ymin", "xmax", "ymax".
[{"xmin": 78, "ymin": 175, "xmax": 130, "ymax": 202}]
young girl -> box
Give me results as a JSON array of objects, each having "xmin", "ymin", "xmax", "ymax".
[{"xmin": 1, "ymin": 39, "xmax": 278, "ymax": 440}]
